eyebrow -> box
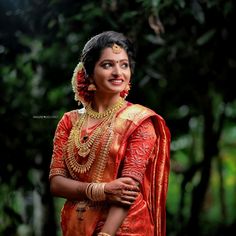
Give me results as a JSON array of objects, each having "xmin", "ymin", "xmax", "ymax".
[{"xmin": 100, "ymin": 59, "xmax": 129, "ymax": 63}]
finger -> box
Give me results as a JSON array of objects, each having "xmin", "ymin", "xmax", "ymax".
[
  {"xmin": 122, "ymin": 190, "xmax": 139, "ymax": 197},
  {"xmin": 121, "ymin": 194, "xmax": 137, "ymax": 203},
  {"xmin": 124, "ymin": 184, "xmax": 139, "ymax": 192},
  {"xmin": 107, "ymin": 196, "xmax": 120, "ymax": 203},
  {"xmin": 120, "ymin": 199, "xmax": 133, "ymax": 205},
  {"xmin": 119, "ymin": 177, "xmax": 137, "ymax": 185}
]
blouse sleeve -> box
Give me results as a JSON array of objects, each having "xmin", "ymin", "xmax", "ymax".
[
  {"xmin": 49, "ymin": 113, "xmax": 72, "ymax": 180},
  {"xmin": 121, "ymin": 117, "xmax": 157, "ymax": 183}
]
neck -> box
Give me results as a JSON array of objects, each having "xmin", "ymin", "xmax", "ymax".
[{"xmin": 91, "ymin": 94, "xmax": 122, "ymax": 113}]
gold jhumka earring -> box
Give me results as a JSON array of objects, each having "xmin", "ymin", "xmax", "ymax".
[{"xmin": 87, "ymin": 83, "xmax": 96, "ymax": 91}]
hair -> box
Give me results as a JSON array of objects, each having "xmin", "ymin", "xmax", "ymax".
[{"xmin": 80, "ymin": 31, "xmax": 135, "ymax": 77}]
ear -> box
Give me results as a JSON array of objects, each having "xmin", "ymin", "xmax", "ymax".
[{"xmin": 88, "ymin": 74, "xmax": 96, "ymax": 84}]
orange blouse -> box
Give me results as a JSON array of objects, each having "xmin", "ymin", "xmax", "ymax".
[{"xmin": 49, "ymin": 103, "xmax": 170, "ymax": 236}]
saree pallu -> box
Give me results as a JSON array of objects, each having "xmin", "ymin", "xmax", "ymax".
[{"xmin": 49, "ymin": 103, "xmax": 171, "ymax": 236}]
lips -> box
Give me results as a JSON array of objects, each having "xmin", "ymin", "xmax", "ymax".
[{"xmin": 108, "ymin": 78, "xmax": 124, "ymax": 85}]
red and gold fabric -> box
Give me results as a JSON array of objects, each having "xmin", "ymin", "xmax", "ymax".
[{"xmin": 49, "ymin": 102, "xmax": 171, "ymax": 236}]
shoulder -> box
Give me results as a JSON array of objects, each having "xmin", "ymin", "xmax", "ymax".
[
  {"xmin": 117, "ymin": 102, "xmax": 170, "ymax": 141},
  {"xmin": 119, "ymin": 103, "xmax": 165, "ymax": 125},
  {"xmin": 58, "ymin": 108, "xmax": 84, "ymax": 127},
  {"xmin": 63, "ymin": 108, "xmax": 85, "ymax": 118}
]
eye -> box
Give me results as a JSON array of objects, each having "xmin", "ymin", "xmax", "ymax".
[
  {"xmin": 101, "ymin": 62, "xmax": 113, "ymax": 69},
  {"xmin": 121, "ymin": 62, "xmax": 129, "ymax": 69}
]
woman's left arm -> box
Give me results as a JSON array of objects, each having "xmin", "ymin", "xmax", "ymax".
[
  {"xmin": 99, "ymin": 205, "xmax": 130, "ymax": 236},
  {"xmin": 100, "ymin": 117, "xmax": 157, "ymax": 236}
]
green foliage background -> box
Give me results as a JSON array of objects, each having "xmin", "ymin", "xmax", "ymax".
[{"xmin": 0, "ymin": 0, "xmax": 236, "ymax": 235}]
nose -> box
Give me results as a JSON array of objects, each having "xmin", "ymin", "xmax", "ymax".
[{"xmin": 112, "ymin": 64, "xmax": 122, "ymax": 76}]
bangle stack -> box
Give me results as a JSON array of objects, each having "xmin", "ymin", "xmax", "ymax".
[
  {"xmin": 85, "ymin": 183, "xmax": 106, "ymax": 201},
  {"xmin": 98, "ymin": 232, "xmax": 111, "ymax": 236}
]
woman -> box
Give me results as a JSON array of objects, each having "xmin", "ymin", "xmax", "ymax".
[{"xmin": 49, "ymin": 31, "xmax": 170, "ymax": 236}]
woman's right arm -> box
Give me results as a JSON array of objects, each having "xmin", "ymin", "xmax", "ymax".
[
  {"xmin": 50, "ymin": 175, "xmax": 139, "ymax": 202},
  {"xmin": 49, "ymin": 113, "xmax": 87, "ymax": 200},
  {"xmin": 50, "ymin": 175, "xmax": 88, "ymax": 201}
]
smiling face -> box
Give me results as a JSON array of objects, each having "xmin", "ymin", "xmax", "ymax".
[{"xmin": 91, "ymin": 47, "xmax": 131, "ymax": 98}]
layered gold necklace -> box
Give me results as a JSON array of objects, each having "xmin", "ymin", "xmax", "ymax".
[
  {"xmin": 86, "ymin": 98, "xmax": 125, "ymax": 119},
  {"xmin": 66, "ymin": 98, "xmax": 125, "ymax": 177}
]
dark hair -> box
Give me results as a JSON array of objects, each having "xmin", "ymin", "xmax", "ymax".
[{"xmin": 80, "ymin": 31, "xmax": 135, "ymax": 77}]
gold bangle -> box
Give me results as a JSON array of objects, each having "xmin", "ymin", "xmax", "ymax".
[
  {"xmin": 85, "ymin": 183, "xmax": 106, "ymax": 201},
  {"xmin": 86, "ymin": 183, "xmax": 95, "ymax": 201},
  {"xmin": 97, "ymin": 232, "xmax": 111, "ymax": 236}
]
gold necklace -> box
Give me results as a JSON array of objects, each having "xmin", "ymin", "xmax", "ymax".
[
  {"xmin": 92, "ymin": 117, "xmax": 115, "ymax": 181},
  {"xmin": 66, "ymin": 99, "xmax": 122, "ymax": 174},
  {"xmin": 66, "ymin": 115, "xmax": 111, "ymax": 174},
  {"xmin": 86, "ymin": 98, "xmax": 125, "ymax": 119},
  {"xmin": 75, "ymin": 98, "xmax": 125, "ymax": 157},
  {"xmin": 74, "ymin": 113, "xmax": 110, "ymax": 157}
]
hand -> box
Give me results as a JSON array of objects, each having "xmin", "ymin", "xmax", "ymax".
[{"xmin": 104, "ymin": 177, "xmax": 139, "ymax": 206}]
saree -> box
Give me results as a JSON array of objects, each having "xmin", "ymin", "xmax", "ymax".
[{"xmin": 49, "ymin": 102, "xmax": 171, "ymax": 236}]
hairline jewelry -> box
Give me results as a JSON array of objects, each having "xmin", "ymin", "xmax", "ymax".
[{"xmin": 112, "ymin": 43, "xmax": 122, "ymax": 54}]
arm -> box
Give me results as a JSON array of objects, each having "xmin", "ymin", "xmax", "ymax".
[
  {"xmin": 49, "ymin": 113, "xmax": 88, "ymax": 200},
  {"xmin": 101, "ymin": 177, "xmax": 139, "ymax": 236},
  {"xmin": 100, "ymin": 118, "xmax": 157, "ymax": 235},
  {"xmin": 50, "ymin": 175, "xmax": 87, "ymax": 200},
  {"xmin": 50, "ymin": 176, "xmax": 139, "ymax": 202},
  {"xmin": 99, "ymin": 206, "xmax": 129, "ymax": 235}
]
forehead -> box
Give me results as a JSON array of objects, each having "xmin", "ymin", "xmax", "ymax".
[{"xmin": 98, "ymin": 47, "xmax": 128, "ymax": 61}]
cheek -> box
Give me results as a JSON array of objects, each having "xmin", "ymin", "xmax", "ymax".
[
  {"xmin": 126, "ymin": 70, "xmax": 131, "ymax": 81},
  {"xmin": 93, "ymin": 70, "xmax": 106, "ymax": 83}
]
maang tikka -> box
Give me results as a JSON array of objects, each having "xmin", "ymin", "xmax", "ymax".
[{"xmin": 112, "ymin": 43, "xmax": 122, "ymax": 54}]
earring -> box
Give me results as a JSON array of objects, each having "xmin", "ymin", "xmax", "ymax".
[
  {"xmin": 120, "ymin": 83, "xmax": 131, "ymax": 99},
  {"xmin": 88, "ymin": 83, "xmax": 96, "ymax": 91},
  {"xmin": 125, "ymin": 84, "xmax": 130, "ymax": 91}
]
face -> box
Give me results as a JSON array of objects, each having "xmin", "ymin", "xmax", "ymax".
[{"xmin": 91, "ymin": 47, "xmax": 131, "ymax": 97}]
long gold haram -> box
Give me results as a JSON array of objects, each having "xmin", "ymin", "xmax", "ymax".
[
  {"xmin": 67, "ymin": 114, "xmax": 110, "ymax": 174},
  {"xmin": 66, "ymin": 99, "xmax": 125, "ymax": 176},
  {"xmin": 91, "ymin": 118, "xmax": 114, "ymax": 182},
  {"xmin": 73, "ymin": 114, "xmax": 109, "ymax": 158}
]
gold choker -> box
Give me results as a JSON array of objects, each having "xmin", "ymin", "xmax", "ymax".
[{"xmin": 86, "ymin": 98, "xmax": 125, "ymax": 119}]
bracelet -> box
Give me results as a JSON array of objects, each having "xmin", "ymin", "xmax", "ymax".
[
  {"xmin": 85, "ymin": 182, "xmax": 106, "ymax": 201},
  {"xmin": 98, "ymin": 232, "xmax": 111, "ymax": 236}
]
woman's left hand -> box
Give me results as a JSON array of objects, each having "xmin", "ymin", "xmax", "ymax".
[{"xmin": 104, "ymin": 177, "xmax": 139, "ymax": 205}]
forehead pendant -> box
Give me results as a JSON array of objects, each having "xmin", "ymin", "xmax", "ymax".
[{"xmin": 112, "ymin": 43, "xmax": 122, "ymax": 54}]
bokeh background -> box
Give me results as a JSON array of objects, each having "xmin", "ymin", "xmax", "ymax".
[{"xmin": 1, "ymin": 0, "xmax": 236, "ymax": 235}]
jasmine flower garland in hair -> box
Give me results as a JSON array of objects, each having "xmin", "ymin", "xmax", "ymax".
[{"xmin": 71, "ymin": 62, "xmax": 94, "ymax": 106}]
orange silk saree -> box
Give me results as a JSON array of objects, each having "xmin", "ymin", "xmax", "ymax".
[{"xmin": 49, "ymin": 102, "xmax": 171, "ymax": 236}]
